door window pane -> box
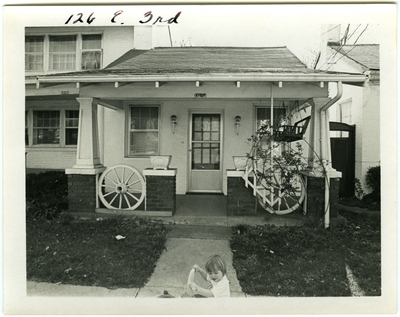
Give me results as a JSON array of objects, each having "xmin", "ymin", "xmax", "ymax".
[
  {"xmin": 191, "ymin": 114, "xmax": 221, "ymax": 170},
  {"xmin": 192, "ymin": 114, "xmax": 221, "ymax": 141},
  {"xmin": 192, "ymin": 143, "xmax": 220, "ymax": 170}
]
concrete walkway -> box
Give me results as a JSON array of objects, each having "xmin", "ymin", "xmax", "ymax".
[{"xmin": 27, "ymin": 225, "xmax": 246, "ymax": 298}]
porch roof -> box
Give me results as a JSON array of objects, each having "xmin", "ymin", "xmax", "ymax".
[{"xmin": 34, "ymin": 46, "xmax": 367, "ymax": 85}]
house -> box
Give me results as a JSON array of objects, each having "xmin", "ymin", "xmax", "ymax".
[
  {"xmin": 316, "ymin": 25, "xmax": 380, "ymax": 196},
  {"xmin": 25, "ymin": 25, "xmax": 367, "ymax": 225}
]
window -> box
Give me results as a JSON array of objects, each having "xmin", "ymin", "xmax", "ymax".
[
  {"xmin": 25, "ymin": 36, "xmax": 44, "ymax": 71},
  {"xmin": 25, "ymin": 33, "xmax": 102, "ymax": 72},
  {"xmin": 128, "ymin": 106, "xmax": 159, "ymax": 156},
  {"xmin": 33, "ymin": 111, "xmax": 60, "ymax": 145},
  {"xmin": 49, "ymin": 35, "xmax": 77, "ymax": 70},
  {"xmin": 256, "ymin": 106, "xmax": 287, "ymax": 130},
  {"xmin": 81, "ymin": 34, "xmax": 102, "ymax": 70},
  {"xmin": 26, "ymin": 109, "xmax": 79, "ymax": 147},
  {"xmin": 65, "ymin": 110, "xmax": 79, "ymax": 145}
]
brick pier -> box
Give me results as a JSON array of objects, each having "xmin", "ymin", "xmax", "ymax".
[
  {"xmin": 143, "ymin": 169, "xmax": 177, "ymax": 214},
  {"xmin": 226, "ymin": 170, "xmax": 256, "ymax": 216}
]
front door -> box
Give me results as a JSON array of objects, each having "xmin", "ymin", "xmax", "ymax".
[{"xmin": 189, "ymin": 112, "xmax": 223, "ymax": 193}]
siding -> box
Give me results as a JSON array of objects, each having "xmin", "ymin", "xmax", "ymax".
[{"xmin": 26, "ymin": 149, "xmax": 77, "ymax": 170}]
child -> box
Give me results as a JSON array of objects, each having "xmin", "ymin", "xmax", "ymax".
[{"xmin": 180, "ymin": 255, "xmax": 230, "ymax": 298}]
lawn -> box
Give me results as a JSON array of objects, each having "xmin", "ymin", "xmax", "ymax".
[
  {"xmin": 230, "ymin": 209, "xmax": 381, "ymax": 297},
  {"xmin": 26, "ymin": 215, "xmax": 169, "ymax": 289}
]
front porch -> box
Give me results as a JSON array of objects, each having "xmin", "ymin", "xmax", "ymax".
[
  {"xmin": 173, "ymin": 194, "xmax": 308, "ymax": 227},
  {"xmin": 82, "ymin": 193, "xmax": 309, "ymax": 227}
]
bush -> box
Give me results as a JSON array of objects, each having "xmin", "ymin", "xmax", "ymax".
[
  {"xmin": 365, "ymin": 165, "xmax": 380, "ymax": 195},
  {"xmin": 26, "ymin": 171, "xmax": 68, "ymax": 219},
  {"xmin": 339, "ymin": 166, "xmax": 381, "ymax": 211}
]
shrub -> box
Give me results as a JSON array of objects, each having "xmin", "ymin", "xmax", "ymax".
[
  {"xmin": 339, "ymin": 166, "xmax": 381, "ymax": 211},
  {"xmin": 365, "ymin": 165, "xmax": 380, "ymax": 195},
  {"xmin": 26, "ymin": 171, "xmax": 68, "ymax": 219}
]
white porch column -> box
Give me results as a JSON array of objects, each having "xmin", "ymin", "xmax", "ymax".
[
  {"xmin": 305, "ymin": 98, "xmax": 341, "ymax": 177},
  {"xmin": 307, "ymin": 98, "xmax": 328, "ymax": 173},
  {"xmin": 66, "ymin": 97, "xmax": 105, "ymax": 174}
]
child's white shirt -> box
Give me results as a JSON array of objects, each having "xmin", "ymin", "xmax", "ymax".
[{"xmin": 207, "ymin": 274, "xmax": 230, "ymax": 297}]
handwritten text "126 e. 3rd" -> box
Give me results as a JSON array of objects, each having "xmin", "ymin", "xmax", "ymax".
[{"xmin": 65, "ymin": 10, "xmax": 182, "ymax": 25}]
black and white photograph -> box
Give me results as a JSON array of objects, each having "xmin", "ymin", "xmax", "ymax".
[{"xmin": 3, "ymin": 2, "xmax": 397, "ymax": 315}]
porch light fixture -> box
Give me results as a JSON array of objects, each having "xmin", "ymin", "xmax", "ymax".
[
  {"xmin": 235, "ymin": 116, "xmax": 241, "ymax": 135},
  {"xmin": 171, "ymin": 115, "xmax": 177, "ymax": 133}
]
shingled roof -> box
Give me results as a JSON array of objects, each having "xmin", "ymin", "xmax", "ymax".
[
  {"xmin": 103, "ymin": 46, "xmax": 309, "ymax": 74},
  {"xmin": 34, "ymin": 46, "xmax": 368, "ymax": 85},
  {"xmin": 328, "ymin": 44, "xmax": 379, "ymax": 70}
]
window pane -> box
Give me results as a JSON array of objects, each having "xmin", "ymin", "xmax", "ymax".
[
  {"xmin": 256, "ymin": 107, "xmax": 286, "ymax": 129},
  {"xmin": 65, "ymin": 110, "xmax": 79, "ymax": 145},
  {"xmin": 25, "ymin": 36, "xmax": 44, "ymax": 52},
  {"xmin": 49, "ymin": 35, "xmax": 76, "ymax": 70},
  {"xmin": 65, "ymin": 129, "xmax": 78, "ymax": 145},
  {"xmin": 33, "ymin": 111, "xmax": 59, "ymax": 127},
  {"xmin": 25, "ymin": 36, "xmax": 44, "ymax": 71},
  {"xmin": 32, "ymin": 111, "xmax": 60, "ymax": 145},
  {"xmin": 82, "ymin": 34, "xmax": 101, "ymax": 49},
  {"xmin": 49, "ymin": 36, "xmax": 76, "ymax": 52},
  {"xmin": 129, "ymin": 106, "xmax": 159, "ymax": 156},
  {"xmin": 130, "ymin": 107, "xmax": 159, "ymax": 130},
  {"xmin": 33, "ymin": 128, "xmax": 60, "ymax": 145},
  {"xmin": 81, "ymin": 51, "xmax": 101, "ymax": 70},
  {"xmin": 129, "ymin": 131, "xmax": 158, "ymax": 155},
  {"xmin": 65, "ymin": 110, "xmax": 79, "ymax": 127}
]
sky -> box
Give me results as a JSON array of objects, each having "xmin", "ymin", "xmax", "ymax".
[{"xmin": 143, "ymin": 4, "xmax": 390, "ymax": 66}]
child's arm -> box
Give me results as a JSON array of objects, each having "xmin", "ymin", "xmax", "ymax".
[
  {"xmin": 193, "ymin": 265, "xmax": 208, "ymax": 281},
  {"xmin": 189, "ymin": 282, "xmax": 214, "ymax": 298}
]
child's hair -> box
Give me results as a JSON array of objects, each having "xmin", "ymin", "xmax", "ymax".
[{"xmin": 205, "ymin": 255, "xmax": 227, "ymax": 276}]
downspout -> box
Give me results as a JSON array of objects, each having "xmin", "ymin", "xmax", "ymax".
[{"xmin": 320, "ymin": 81, "xmax": 343, "ymax": 228}]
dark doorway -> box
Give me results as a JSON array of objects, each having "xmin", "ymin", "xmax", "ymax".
[{"xmin": 330, "ymin": 122, "xmax": 356, "ymax": 197}]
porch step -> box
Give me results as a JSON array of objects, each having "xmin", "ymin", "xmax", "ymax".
[
  {"xmin": 173, "ymin": 215, "xmax": 228, "ymax": 227},
  {"xmin": 167, "ymin": 225, "xmax": 232, "ymax": 240}
]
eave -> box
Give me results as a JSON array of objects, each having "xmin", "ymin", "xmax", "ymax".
[{"xmin": 34, "ymin": 72, "xmax": 367, "ymax": 86}]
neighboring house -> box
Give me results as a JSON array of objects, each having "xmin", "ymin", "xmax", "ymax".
[
  {"xmin": 316, "ymin": 27, "xmax": 380, "ymax": 195},
  {"xmin": 25, "ymin": 25, "xmax": 367, "ymax": 221}
]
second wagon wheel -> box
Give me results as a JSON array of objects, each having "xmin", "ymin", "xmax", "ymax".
[
  {"xmin": 257, "ymin": 167, "xmax": 306, "ymax": 215},
  {"xmin": 253, "ymin": 140, "xmax": 306, "ymax": 215},
  {"xmin": 98, "ymin": 165, "xmax": 145, "ymax": 210}
]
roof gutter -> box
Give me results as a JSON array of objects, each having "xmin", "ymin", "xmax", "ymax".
[
  {"xmin": 321, "ymin": 81, "xmax": 343, "ymax": 112},
  {"xmin": 35, "ymin": 73, "xmax": 367, "ymax": 84}
]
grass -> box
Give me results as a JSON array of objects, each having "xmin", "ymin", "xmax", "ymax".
[
  {"xmin": 230, "ymin": 209, "xmax": 381, "ymax": 297},
  {"xmin": 26, "ymin": 215, "xmax": 169, "ymax": 289}
]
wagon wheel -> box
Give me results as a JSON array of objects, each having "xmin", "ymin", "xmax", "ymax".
[
  {"xmin": 256, "ymin": 168, "xmax": 305, "ymax": 215},
  {"xmin": 98, "ymin": 165, "xmax": 145, "ymax": 210},
  {"xmin": 252, "ymin": 139, "xmax": 306, "ymax": 215}
]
